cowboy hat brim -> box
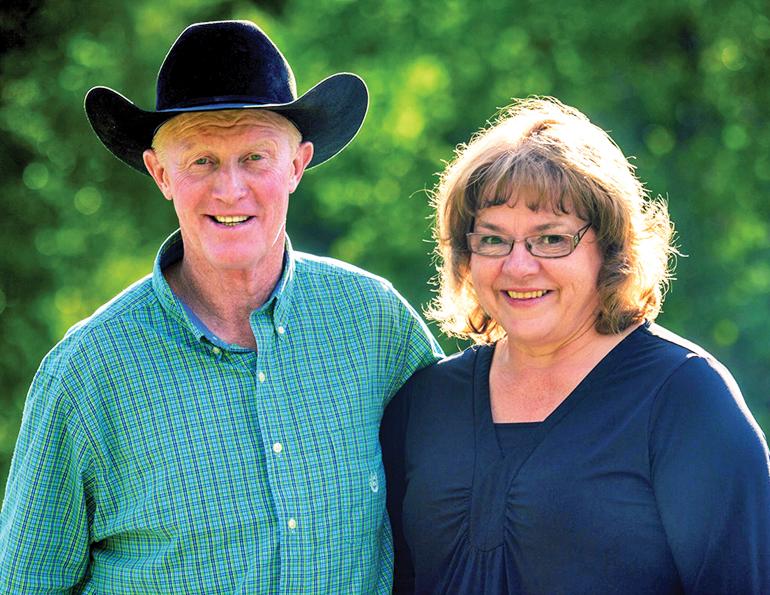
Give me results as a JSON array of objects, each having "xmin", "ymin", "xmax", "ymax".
[{"xmin": 84, "ymin": 72, "xmax": 368, "ymax": 173}]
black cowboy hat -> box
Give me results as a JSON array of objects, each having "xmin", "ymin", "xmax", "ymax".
[{"xmin": 84, "ymin": 20, "xmax": 368, "ymax": 173}]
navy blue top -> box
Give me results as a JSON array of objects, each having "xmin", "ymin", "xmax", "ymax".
[{"xmin": 381, "ymin": 323, "xmax": 770, "ymax": 594}]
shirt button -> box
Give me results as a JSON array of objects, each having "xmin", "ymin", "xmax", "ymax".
[
  {"xmin": 277, "ymin": 325, "xmax": 285, "ymax": 335},
  {"xmin": 287, "ymin": 517, "xmax": 297, "ymax": 530},
  {"xmin": 258, "ymin": 371, "xmax": 266, "ymax": 383},
  {"xmin": 272, "ymin": 442, "xmax": 283, "ymax": 454},
  {"xmin": 212, "ymin": 347, "xmax": 221, "ymax": 355}
]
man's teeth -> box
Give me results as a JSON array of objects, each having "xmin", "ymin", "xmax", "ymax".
[
  {"xmin": 214, "ymin": 215, "xmax": 250, "ymax": 226},
  {"xmin": 506, "ymin": 290, "xmax": 547, "ymax": 299}
]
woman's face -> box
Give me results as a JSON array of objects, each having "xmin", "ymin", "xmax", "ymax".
[{"xmin": 469, "ymin": 198, "xmax": 603, "ymax": 353}]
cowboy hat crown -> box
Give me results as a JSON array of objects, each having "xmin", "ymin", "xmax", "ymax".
[{"xmin": 85, "ymin": 20, "xmax": 368, "ymax": 173}]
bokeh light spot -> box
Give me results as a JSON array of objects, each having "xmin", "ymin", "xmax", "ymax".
[
  {"xmin": 712, "ymin": 319, "xmax": 739, "ymax": 347},
  {"xmin": 644, "ymin": 126, "xmax": 675, "ymax": 156},
  {"xmin": 74, "ymin": 187, "xmax": 103, "ymax": 215},
  {"xmin": 722, "ymin": 124, "xmax": 748, "ymax": 150},
  {"xmin": 23, "ymin": 163, "xmax": 50, "ymax": 190}
]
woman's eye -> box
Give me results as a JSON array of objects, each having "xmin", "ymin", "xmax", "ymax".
[
  {"xmin": 193, "ymin": 157, "xmax": 210, "ymax": 166},
  {"xmin": 248, "ymin": 154, "xmax": 263, "ymax": 161},
  {"xmin": 480, "ymin": 235, "xmax": 504, "ymax": 245},
  {"xmin": 539, "ymin": 234, "xmax": 567, "ymax": 246}
]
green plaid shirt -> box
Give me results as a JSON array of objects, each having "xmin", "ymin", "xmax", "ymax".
[{"xmin": 0, "ymin": 231, "xmax": 442, "ymax": 594}]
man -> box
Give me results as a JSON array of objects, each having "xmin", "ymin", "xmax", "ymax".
[{"xmin": 0, "ymin": 20, "xmax": 441, "ymax": 593}]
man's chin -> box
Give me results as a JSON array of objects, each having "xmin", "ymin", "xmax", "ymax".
[
  {"xmin": 208, "ymin": 258, "xmax": 262, "ymax": 273},
  {"xmin": 202, "ymin": 248, "xmax": 278, "ymax": 274}
]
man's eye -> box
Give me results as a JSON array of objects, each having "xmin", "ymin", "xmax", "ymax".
[
  {"xmin": 248, "ymin": 154, "xmax": 263, "ymax": 161},
  {"xmin": 193, "ymin": 157, "xmax": 210, "ymax": 165},
  {"xmin": 480, "ymin": 235, "xmax": 505, "ymax": 245}
]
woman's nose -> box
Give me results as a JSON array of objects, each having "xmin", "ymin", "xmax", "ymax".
[{"xmin": 501, "ymin": 240, "xmax": 540, "ymax": 276}]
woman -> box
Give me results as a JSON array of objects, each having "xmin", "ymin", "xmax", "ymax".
[{"xmin": 381, "ymin": 98, "xmax": 770, "ymax": 594}]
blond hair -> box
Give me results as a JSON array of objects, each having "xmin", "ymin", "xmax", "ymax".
[
  {"xmin": 429, "ymin": 97, "xmax": 675, "ymax": 343},
  {"xmin": 152, "ymin": 109, "xmax": 302, "ymax": 164}
]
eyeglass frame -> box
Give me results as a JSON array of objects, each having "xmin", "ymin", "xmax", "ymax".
[{"xmin": 465, "ymin": 222, "xmax": 592, "ymax": 259}]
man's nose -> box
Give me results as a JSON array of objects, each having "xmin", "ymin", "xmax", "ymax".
[{"xmin": 212, "ymin": 162, "xmax": 247, "ymax": 202}]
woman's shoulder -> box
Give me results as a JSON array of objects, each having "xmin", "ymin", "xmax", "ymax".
[
  {"xmin": 383, "ymin": 346, "xmax": 489, "ymax": 445},
  {"xmin": 615, "ymin": 322, "xmax": 725, "ymax": 381},
  {"xmin": 640, "ymin": 322, "xmax": 717, "ymax": 359},
  {"xmin": 408, "ymin": 343, "xmax": 493, "ymax": 386},
  {"xmin": 392, "ymin": 344, "xmax": 493, "ymax": 415},
  {"xmin": 625, "ymin": 322, "xmax": 738, "ymax": 403},
  {"xmin": 641, "ymin": 325, "xmax": 765, "ymax": 458}
]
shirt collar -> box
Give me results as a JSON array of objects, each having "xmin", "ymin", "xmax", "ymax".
[{"xmin": 151, "ymin": 229, "xmax": 297, "ymax": 344}]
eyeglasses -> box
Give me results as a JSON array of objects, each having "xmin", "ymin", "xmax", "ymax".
[{"xmin": 466, "ymin": 223, "xmax": 592, "ymax": 258}]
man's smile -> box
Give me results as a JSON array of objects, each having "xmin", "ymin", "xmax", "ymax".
[{"xmin": 210, "ymin": 215, "xmax": 254, "ymax": 227}]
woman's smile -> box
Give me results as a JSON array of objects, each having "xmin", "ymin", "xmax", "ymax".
[{"xmin": 470, "ymin": 200, "xmax": 601, "ymax": 354}]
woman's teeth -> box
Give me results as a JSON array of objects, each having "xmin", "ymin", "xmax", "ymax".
[{"xmin": 506, "ymin": 290, "xmax": 547, "ymax": 299}]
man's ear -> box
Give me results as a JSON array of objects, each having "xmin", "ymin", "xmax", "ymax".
[
  {"xmin": 143, "ymin": 149, "xmax": 173, "ymax": 201},
  {"xmin": 288, "ymin": 141, "xmax": 314, "ymax": 194}
]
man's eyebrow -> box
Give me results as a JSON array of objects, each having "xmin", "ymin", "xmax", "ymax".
[
  {"xmin": 176, "ymin": 136, "xmax": 281, "ymax": 158},
  {"xmin": 247, "ymin": 136, "xmax": 281, "ymax": 148},
  {"xmin": 249, "ymin": 138, "xmax": 279, "ymax": 151}
]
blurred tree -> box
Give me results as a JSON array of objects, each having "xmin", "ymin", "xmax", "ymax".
[{"xmin": 1, "ymin": 0, "xmax": 769, "ymax": 497}]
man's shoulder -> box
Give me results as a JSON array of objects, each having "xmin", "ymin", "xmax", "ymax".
[
  {"xmin": 294, "ymin": 251, "xmax": 392, "ymax": 285},
  {"xmin": 288, "ymin": 252, "xmax": 434, "ymax": 338},
  {"xmin": 292, "ymin": 251, "xmax": 402, "ymax": 302},
  {"xmin": 42, "ymin": 274, "xmax": 156, "ymax": 374}
]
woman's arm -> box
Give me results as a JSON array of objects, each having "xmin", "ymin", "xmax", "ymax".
[
  {"xmin": 381, "ymin": 380, "xmax": 416, "ymax": 594},
  {"xmin": 650, "ymin": 355, "xmax": 770, "ymax": 593}
]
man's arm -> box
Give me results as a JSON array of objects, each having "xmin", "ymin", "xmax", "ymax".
[
  {"xmin": 380, "ymin": 285, "xmax": 443, "ymax": 405},
  {"xmin": 0, "ymin": 368, "xmax": 91, "ymax": 592}
]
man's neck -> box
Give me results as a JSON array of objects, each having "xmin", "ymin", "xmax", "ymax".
[{"xmin": 165, "ymin": 251, "xmax": 285, "ymax": 350}]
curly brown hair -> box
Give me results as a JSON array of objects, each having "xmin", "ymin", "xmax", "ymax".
[{"xmin": 428, "ymin": 97, "xmax": 676, "ymax": 344}]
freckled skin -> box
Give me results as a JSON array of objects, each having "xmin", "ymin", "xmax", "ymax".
[
  {"xmin": 148, "ymin": 122, "xmax": 304, "ymax": 280},
  {"xmin": 141, "ymin": 118, "xmax": 314, "ymax": 347},
  {"xmin": 144, "ymin": 121, "xmax": 312, "ymax": 279}
]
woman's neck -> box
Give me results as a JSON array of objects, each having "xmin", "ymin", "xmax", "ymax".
[{"xmin": 489, "ymin": 323, "xmax": 641, "ymax": 422}]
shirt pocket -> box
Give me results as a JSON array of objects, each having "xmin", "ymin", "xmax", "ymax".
[{"xmin": 325, "ymin": 418, "xmax": 387, "ymax": 543}]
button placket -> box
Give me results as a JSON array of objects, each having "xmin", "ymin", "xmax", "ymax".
[
  {"xmin": 252, "ymin": 310, "xmax": 303, "ymax": 543},
  {"xmin": 209, "ymin": 344, "xmax": 225, "ymax": 361}
]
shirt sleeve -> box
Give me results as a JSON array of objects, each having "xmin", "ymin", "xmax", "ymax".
[
  {"xmin": 381, "ymin": 288, "xmax": 443, "ymax": 405},
  {"xmin": 0, "ymin": 368, "xmax": 92, "ymax": 593},
  {"xmin": 649, "ymin": 355, "xmax": 770, "ymax": 593}
]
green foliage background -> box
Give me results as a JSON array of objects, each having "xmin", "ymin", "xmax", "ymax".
[{"xmin": 2, "ymin": 0, "xmax": 769, "ymax": 497}]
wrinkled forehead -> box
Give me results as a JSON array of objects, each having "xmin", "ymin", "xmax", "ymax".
[{"xmin": 155, "ymin": 109, "xmax": 300, "ymax": 146}]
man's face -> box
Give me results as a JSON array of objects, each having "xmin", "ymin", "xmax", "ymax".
[{"xmin": 144, "ymin": 113, "xmax": 313, "ymax": 277}]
